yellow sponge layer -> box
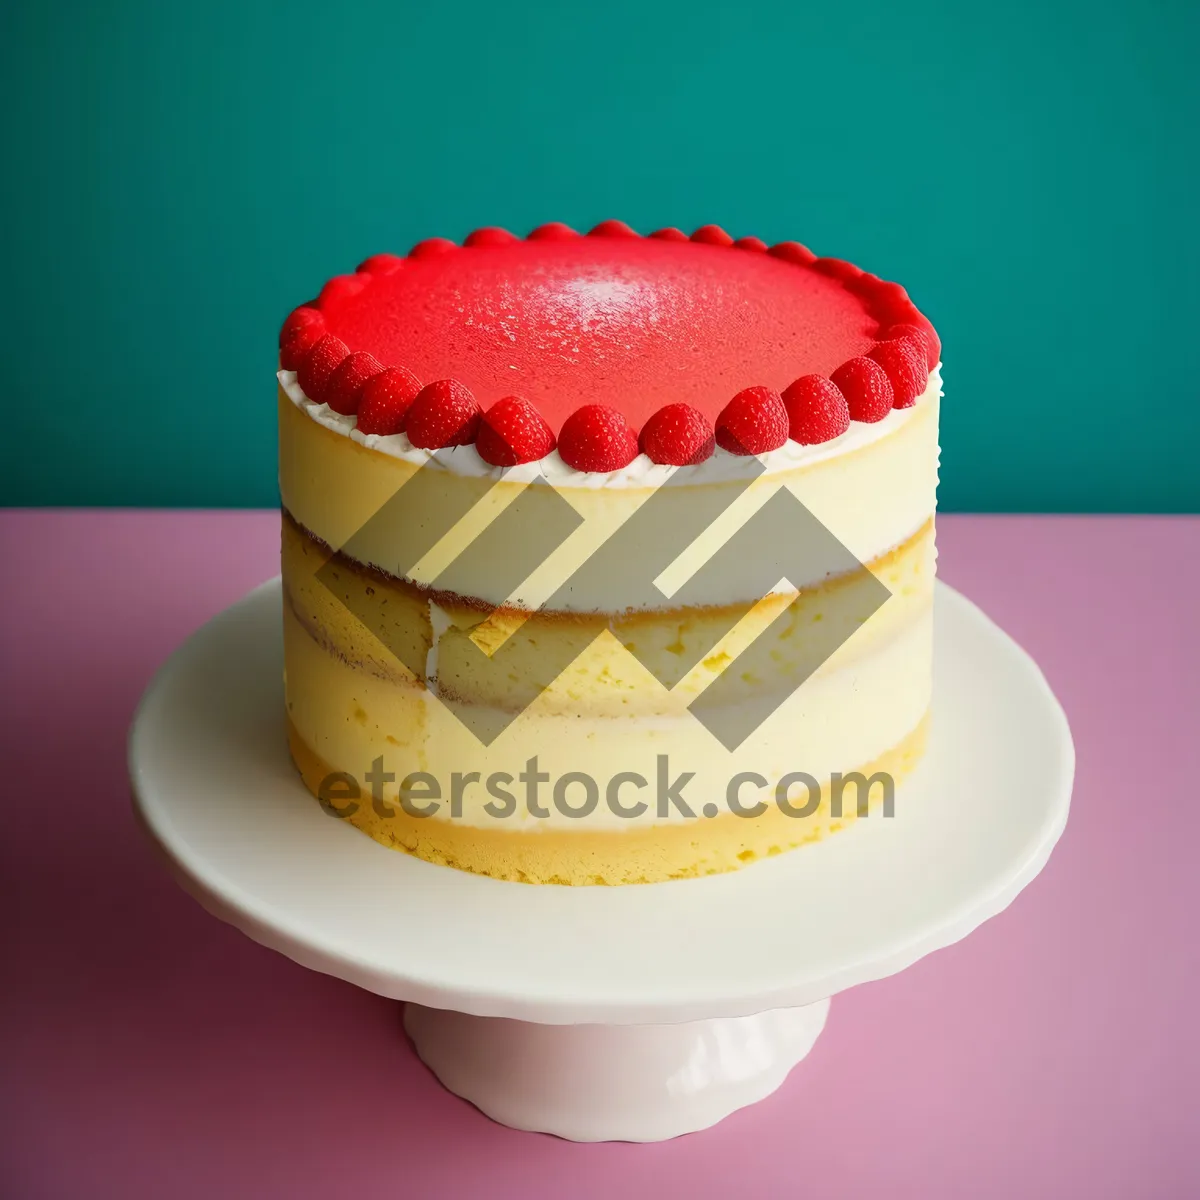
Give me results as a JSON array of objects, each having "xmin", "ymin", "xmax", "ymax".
[{"xmin": 286, "ymin": 714, "xmax": 928, "ymax": 886}]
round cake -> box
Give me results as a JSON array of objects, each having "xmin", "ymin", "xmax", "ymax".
[{"xmin": 278, "ymin": 221, "xmax": 941, "ymax": 885}]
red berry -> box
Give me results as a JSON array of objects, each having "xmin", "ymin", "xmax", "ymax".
[
  {"xmin": 868, "ymin": 338, "xmax": 928, "ymax": 408},
  {"xmin": 464, "ymin": 227, "xmax": 517, "ymax": 247},
  {"xmin": 920, "ymin": 323, "xmax": 941, "ymax": 368},
  {"xmin": 883, "ymin": 322, "xmax": 940, "ymax": 370},
  {"xmin": 476, "ymin": 395, "xmax": 556, "ymax": 466},
  {"xmin": 715, "ymin": 386, "xmax": 789, "ymax": 455},
  {"xmin": 811, "ymin": 257, "xmax": 861, "ymax": 282},
  {"xmin": 296, "ymin": 334, "xmax": 350, "ymax": 402},
  {"xmin": 356, "ymin": 253, "xmax": 404, "ymax": 276},
  {"xmin": 279, "ymin": 305, "xmax": 322, "ymax": 348},
  {"xmin": 878, "ymin": 323, "xmax": 927, "ymax": 365},
  {"xmin": 319, "ymin": 273, "xmax": 367, "ymax": 308},
  {"xmin": 280, "ymin": 321, "xmax": 326, "ymax": 371},
  {"xmin": 691, "ymin": 224, "xmax": 733, "ymax": 246},
  {"xmin": 830, "ymin": 357, "xmax": 893, "ymax": 422},
  {"xmin": 870, "ymin": 281, "xmax": 913, "ymax": 323},
  {"xmin": 527, "ymin": 222, "xmax": 578, "ymax": 241},
  {"xmin": 279, "ymin": 306, "xmax": 325, "ymax": 370},
  {"xmin": 356, "ymin": 366, "xmax": 423, "ymax": 436},
  {"xmin": 557, "ymin": 405, "xmax": 639, "ymax": 472},
  {"xmin": 639, "ymin": 404, "xmax": 715, "ymax": 465},
  {"xmin": 409, "ymin": 237, "xmax": 457, "ymax": 259},
  {"xmin": 781, "ymin": 376, "xmax": 851, "ymax": 445},
  {"xmin": 405, "ymin": 379, "xmax": 482, "ymax": 449},
  {"xmin": 324, "ymin": 351, "xmax": 385, "ymax": 416},
  {"xmin": 768, "ymin": 241, "xmax": 816, "ymax": 265},
  {"xmin": 588, "ymin": 220, "xmax": 638, "ymax": 238}
]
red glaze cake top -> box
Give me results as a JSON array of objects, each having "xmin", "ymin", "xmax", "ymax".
[{"xmin": 280, "ymin": 223, "xmax": 940, "ymax": 471}]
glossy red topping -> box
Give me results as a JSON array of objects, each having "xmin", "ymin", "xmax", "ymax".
[
  {"xmin": 406, "ymin": 380, "xmax": 481, "ymax": 449},
  {"xmin": 356, "ymin": 366, "xmax": 423, "ymax": 436},
  {"xmin": 309, "ymin": 235, "xmax": 875, "ymax": 430},
  {"xmin": 781, "ymin": 376, "xmax": 851, "ymax": 445},
  {"xmin": 280, "ymin": 223, "xmax": 939, "ymax": 470},
  {"xmin": 477, "ymin": 395, "xmax": 557, "ymax": 467},
  {"xmin": 715, "ymin": 387, "xmax": 789, "ymax": 455},
  {"xmin": 558, "ymin": 405, "xmax": 639, "ymax": 472},
  {"xmin": 639, "ymin": 403, "xmax": 715, "ymax": 466},
  {"xmin": 830, "ymin": 357, "xmax": 894, "ymax": 423}
]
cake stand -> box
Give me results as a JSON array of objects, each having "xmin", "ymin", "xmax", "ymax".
[{"xmin": 129, "ymin": 579, "xmax": 1072, "ymax": 1142}]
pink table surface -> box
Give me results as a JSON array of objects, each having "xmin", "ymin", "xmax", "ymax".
[{"xmin": 1, "ymin": 510, "xmax": 1197, "ymax": 1199}]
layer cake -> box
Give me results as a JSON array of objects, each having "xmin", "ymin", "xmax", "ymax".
[{"xmin": 278, "ymin": 222, "xmax": 941, "ymax": 884}]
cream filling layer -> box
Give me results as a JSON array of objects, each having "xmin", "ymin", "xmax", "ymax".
[{"xmin": 283, "ymin": 599, "xmax": 932, "ymax": 832}]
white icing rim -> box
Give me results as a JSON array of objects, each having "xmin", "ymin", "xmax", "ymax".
[{"xmin": 278, "ymin": 368, "xmax": 940, "ymax": 488}]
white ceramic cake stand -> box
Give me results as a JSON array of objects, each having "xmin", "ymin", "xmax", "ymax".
[{"xmin": 129, "ymin": 579, "xmax": 1072, "ymax": 1142}]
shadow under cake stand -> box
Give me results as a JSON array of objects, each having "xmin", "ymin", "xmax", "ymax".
[{"xmin": 129, "ymin": 579, "xmax": 1073, "ymax": 1142}]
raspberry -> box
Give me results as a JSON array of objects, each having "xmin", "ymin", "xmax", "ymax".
[
  {"xmin": 408, "ymin": 237, "xmax": 457, "ymax": 259},
  {"xmin": 526, "ymin": 222, "xmax": 578, "ymax": 241},
  {"xmin": 588, "ymin": 220, "xmax": 638, "ymax": 238},
  {"xmin": 356, "ymin": 366, "xmax": 423, "ymax": 436},
  {"xmin": 324, "ymin": 351, "xmax": 385, "ymax": 416},
  {"xmin": 767, "ymin": 241, "xmax": 816, "ymax": 264},
  {"xmin": 296, "ymin": 335, "xmax": 349, "ymax": 403},
  {"xmin": 476, "ymin": 395, "xmax": 556, "ymax": 466},
  {"xmin": 557, "ymin": 405, "xmax": 639, "ymax": 472},
  {"xmin": 464, "ymin": 227, "xmax": 517, "ymax": 247},
  {"xmin": 781, "ymin": 375, "xmax": 851, "ymax": 445},
  {"xmin": 715, "ymin": 386, "xmax": 789, "ymax": 455},
  {"xmin": 279, "ymin": 305, "xmax": 322, "ymax": 348},
  {"xmin": 355, "ymin": 253, "xmax": 404, "ymax": 277},
  {"xmin": 691, "ymin": 224, "xmax": 733, "ymax": 246},
  {"xmin": 811, "ymin": 257, "xmax": 861, "ymax": 282},
  {"xmin": 279, "ymin": 321, "xmax": 325, "ymax": 371},
  {"xmin": 883, "ymin": 322, "xmax": 940, "ymax": 371},
  {"xmin": 830, "ymin": 357, "xmax": 893, "ymax": 422},
  {"xmin": 405, "ymin": 380, "xmax": 482, "ymax": 449},
  {"xmin": 318, "ymin": 274, "xmax": 367, "ymax": 308},
  {"xmin": 639, "ymin": 404, "xmax": 715, "ymax": 465},
  {"xmin": 868, "ymin": 337, "xmax": 928, "ymax": 408}
]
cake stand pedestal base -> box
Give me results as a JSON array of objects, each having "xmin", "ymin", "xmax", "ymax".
[{"xmin": 403, "ymin": 999, "xmax": 830, "ymax": 1142}]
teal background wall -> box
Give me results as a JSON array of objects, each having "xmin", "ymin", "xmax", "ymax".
[{"xmin": 2, "ymin": 0, "xmax": 1196, "ymax": 511}]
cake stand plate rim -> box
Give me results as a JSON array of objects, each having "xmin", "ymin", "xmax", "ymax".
[{"xmin": 129, "ymin": 577, "xmax": 1073, "ymax": 1025}]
